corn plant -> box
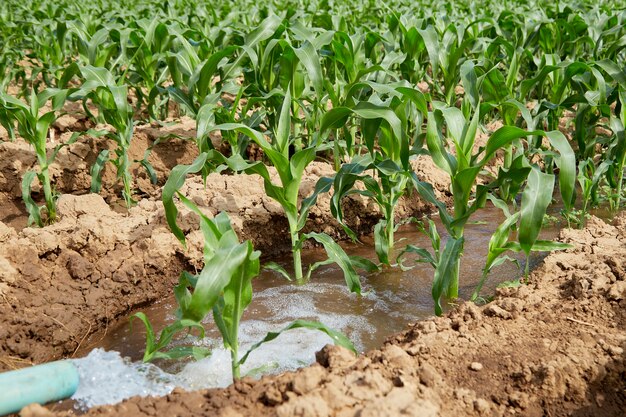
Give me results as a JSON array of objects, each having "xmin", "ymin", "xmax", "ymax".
[
  {"xmin": 470, "ymin": 196, "xmax": 571, "ymax": 301},
  {"xmin": 406, "ymin": 103, "xmax": 575, "ymax": 314},
  {"xmin": 67, "ymin": 22, "xmax": 120, "ymax": 69},
  {"xmin": 0, "ymin": 88, "xmax": 71, "ymax": 226},
  {"xmin": 163, "ymin": 39, "xmax": 238, "ymax": 118},
  {"xmin": 125, "ymin": 20, "xmax": 175, "ymax": 119},
  {"xmin": 606, "ymin": 90, "xmax": 626, "ymax": 212},
  {"xmin": 413, "ymin": 23, "xmax": 484, "ymax": 106},
  {"xmin": 163, "ymin": 91, "xmax": 372, "ymax": 290},
  {"xmin": 71, "ymin": 66, "xmax": 136, "ymax": 207},
  {"xmin": 28, "ymin": 20, "xmax": 70, "ymax": 88},
  {"xmin": 320, "ymin": 87, "xmax": 428, "ymax": 265},
  {"xmin": 134, "ymin": 209, "xmax": 355, "ymax": 381}
]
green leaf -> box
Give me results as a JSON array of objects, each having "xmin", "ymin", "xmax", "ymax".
[
  {"xmin": 162, "ymin": 153, "xmax": 209, "ymax": 244},
  {"xmin": 89, "ymin": 149, "xmax": 109, "ymax": 194},
  {"xmin": 130, "ymin": 312, "xmax": 157, "ymax": 362},
  {"xmin": 303, "ymin": 232, "xmax": 361, "ymax": 294},
  {"xmin": 304, "ymin": 259, "xmax": 336, "ymax": 281},
  {"xmin": 299, "ymin": 176, "xmax": 333, "ymax": 230},
  {"xmin": 328, "ymin": 159, "xmax": 370, "ymax": 240},
  {"xmin": 545, "ymin": 131, "xmax": 576, "ymax": 212},
  {"xmin": 528, "ymin": 240, "xmax": 572, "ymax": 251},
  {"xmin": 80, "ymin": 65, "xmax": 117, "ymax": 88},
  {"xmin": 432, "ymin": 236, "xmax": 464, "ymax": 316},
  {"xmin": 214, "ymin": 241, "xmax": 260, "ymax": 351},
  {"xmin": 410, "ymin": 173, "xmax": 454, "ymax": 227},
  {"xmin": 245, "ymin": 15, "xmax": 283, "ymax": 50},
  {"xmin": 519, "ymin": 167, "xmax": 555, "ymax": 257},
  {"xmin": 131, "ymin": 312, "xmax": 209, "ymax": 362},
  {"xmin": 293, "ymin": 41, "xmax": 324, "ymax": 96},
  {"xmin": 482, "ymin": 127, "xmax": 543, "ymax": 163},
  {"xmin": 396, "ymin": 244, "xmax": 436, "ymax": 270},
  {"xmin": 320, "ymin": 107, "xmax": 352, "ymax": 133},
  {"xmin": 22, "ymin": 171, "xmax": 42, "ymax": 227},
  {"xmin": 239, "ymin": 319, "xmax": 356, "ymax": 366},
  {"xmin": 182, "ymin": 239, "xmax": 250, "ymax": 322},
  {"xmin": 595, "ymin": 59, "xmax": 626, "ymax": 89},
  {"xmin": 373, "ymin": 221, "xmax": 390, "ymax": 265},
  {"xmin": 264, "ymin": 262, "xmax": 292, "ymax": 281},
  {"xmin": 417, "ymin": 26, "xmax": 440, "ymax": 76},
  {"xmin": 349, "ymin": 256, "xmax": 380, "ymax": 273},
  {"xmin": 276, "ymin": 89, "xmax": 291, "ymax": 155},
  {"xmin": 426, "ymin": 110, "xmax": 456, "ymax": 176},
  {"xmin": 460, "ymin": 60, "xmax": 479, "ymax": 110}
]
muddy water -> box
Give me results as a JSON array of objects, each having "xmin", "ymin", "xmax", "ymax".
[{"xmin": 77, "ymin": 205, "xmax": 569, "ymax": 362}]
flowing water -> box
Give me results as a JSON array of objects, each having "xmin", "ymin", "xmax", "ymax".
[{"xmin": 63, "ymin": 204, "xmax": 613, "ymax": 410}]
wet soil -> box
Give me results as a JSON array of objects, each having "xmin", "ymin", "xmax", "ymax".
[
  {"xmin": 72, "ymin": 205, "xmax": 562, "ymax": 368},
  {"xmin": 42, "ymin": 214, "xmax": 626, "ymax": 417}
]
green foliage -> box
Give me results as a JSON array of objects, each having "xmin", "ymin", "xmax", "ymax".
[
  {"xmin": 70, "ymin": 65, "xmax": 138, "ymax": 207},
  {"xmin": 134, "ymin": 209, "xmax": 356, "ymax": 381},
  {"xmin": 162, "ymin": 91, "xmax": 367, "ymax": 291},
  {"xmin": 2, "ymin": 0, "xmax": 625, "ymax": 318},
  {"xmin": 321, "ymin": 87, "xmax": 426, "ymax": 265},
  {"xmin": 0, "ymin": 88, "xmax": 70, "ymax": 226}
]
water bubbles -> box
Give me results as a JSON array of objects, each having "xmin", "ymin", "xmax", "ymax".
[
  {"xmin": 70, "ymin": 326, "xmax": 339, "ymax": 409},
  {"xmin": 71, "ymin": 349, "xmax": 179, "ymax": 409}
]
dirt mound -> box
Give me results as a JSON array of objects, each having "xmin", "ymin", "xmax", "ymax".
[
  {"xmin": 58, "ymin": 214, "xmax": 626, "ymax": 417},
  {"xmin": 0, "ymin": 194, "xmax": 186, "ymax": 369}
]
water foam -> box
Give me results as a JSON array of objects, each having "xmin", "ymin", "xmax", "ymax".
[
  {"xmin": 70, "ymin": 278, "xmax": 420, "ymax": 409},
  {"xmin": 71, "ymin": 349, "xmax": 179, "ymax": 409}
]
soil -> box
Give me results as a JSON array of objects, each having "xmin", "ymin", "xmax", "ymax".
[
  {"xmin": 1, "ymin": 115, "xmax": 624, "ymax": 417},
  {"xmin": 35, "ymin": 213, "xmax": 626, "ymax": 417},
  {"xmin": 0, "ymin": 194, "xmax": 187, "ymax": 369}
]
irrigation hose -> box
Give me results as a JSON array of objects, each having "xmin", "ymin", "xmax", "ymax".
[{"xmin": 0, "ymin": 360, "xmax": 79, "ymax": 416}]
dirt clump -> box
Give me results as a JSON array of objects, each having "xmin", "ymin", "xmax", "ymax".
[
  {"xmin": 46, "ymin": 214, "xmax": 626, "ymax": 417},
  {"xmin": 0, "ymin": 194, "xmax": 187, "ymax": 369}
]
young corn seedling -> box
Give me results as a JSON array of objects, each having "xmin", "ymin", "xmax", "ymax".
[
  {"xmin": 163, "ymin": 91, "xmax": 370, "ymax": 291},
  {"xmin": 470, "ymin": 195, "xmax": 572, "ymax": 301},
  {"xmin": 406, "ymin": 103, "xmax": 574, "ymax": 314},
  {"xmin": 413, "ymin": 23, "xmax": 479, "ymax": 106},
  {"xmin": 134, "ymin": 207, "xmax": 355, "ymax": 381},
  {"xmin": 71, "ymin": 65, "xmax": 136, "ymax": 208},
  {"xmin": 125, "ymin": 20, "xmax": 175, "ymax": 120},
  {"xmin": 164, "ymin": 14, "xmax": 283, "ymax": 118},
  {"xmin": 67, "ymin": 23, "xmax": 120, "ymax": 69},
  {"xmin": 320, "ymin": 87, "xmax": 428, "ymax": 265},
  {"xmin": 0, "ymin": 88, "xmax": 73, "ymax": 226},
  {"xmin": 28, "ymin": 20, "xmax": 70, "ymax": 88},
  {"xmin": 570, "ymin": 158, "xmax": 610, "ymax": 227}
]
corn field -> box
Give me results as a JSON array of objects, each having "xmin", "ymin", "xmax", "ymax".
[{"xmin": 0, "ymin": 0, "xmax": 625, "ymax": 413}]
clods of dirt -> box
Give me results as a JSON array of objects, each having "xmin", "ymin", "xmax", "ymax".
[{"xmin": 0, "ymin": 194, "xmax": 186, "ymax": 369}]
